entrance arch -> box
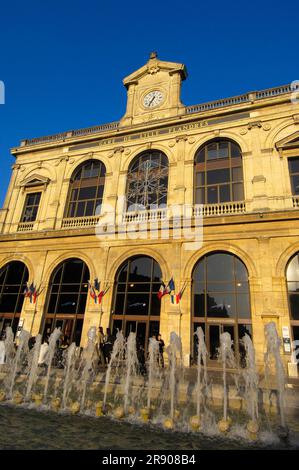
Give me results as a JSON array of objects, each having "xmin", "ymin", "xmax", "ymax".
[
  {"xmin": 0, "ymin": 261, "xmax": 29, "ymax": 337},
  {"xmin": 41, "ymin": 258, "xmax": 89, "ymax": 345},
  {"xmin": 286, "ymin": 253, "xmax": 299, "ymax": 351},
  {"xmin": 191, "ymin": 251, "xmax": 252, "ymax": 365},
  {"xmin": 111, "ymin": 255, "xmax": 162, "ymax": 353}
]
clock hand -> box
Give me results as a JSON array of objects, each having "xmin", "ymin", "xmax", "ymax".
[{"xmin": 149, "ymin": 95, "xmax": 156, "ymax": 105}]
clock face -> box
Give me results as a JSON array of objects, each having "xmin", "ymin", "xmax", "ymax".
[{"xmin": 143, "ymin": 90, "xmax": 164, "ymax": 108}]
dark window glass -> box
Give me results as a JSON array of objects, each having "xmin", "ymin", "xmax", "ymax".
[
  {"xmin": 112, "ymin": 256, "xmax": 162, "ymax": 353},
  {"xmin": 287, "ymin": 254, "xmax": 299, "ymax": 321},
  {"xmin": 0, "ymin": 262, "xmax": 29, "ymax": 323},
  {"xmin": 42, "ymin": 258, "xmax": 89, "ymax": 344},
  {"xmin": 65, "ymin": 160, "xmax": 106, "ymax": 218},
  {"xmin": 21, "ymin": 192, "xmax": 41, "ymax": 222},
  {"xmin": 194, "ymin": 139, "xmax": 244, "ymax": 204},
  {"xmin": 192, "ymin": 252, "xmax": 251, "ymax": 363}
]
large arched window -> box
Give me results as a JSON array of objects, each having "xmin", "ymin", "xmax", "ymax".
[
  {"xmin": 42, "ymin": 258, "xmax": 89, "ymax": 345},
  {"xmin": 126, "ymin": 150, "xmax": 168, "ymax": 211},
  {"xmin": 192, "ymin": 252, "xmax": 251, "ymax": 365},
  {"xmin": 194, "ymin": 139, "xmax": 244, "ymax": 204},
  {"xmin": 0, "ymin": 261, "xmax": 29, "ymax": 337},
  {"xmin": 111, "ymin": 255, "xmax": 162, "ymax": 353},
  {"xmin": 65, "ymin": 160, "xmax": 106, "ymax": 218},
  {"xmin": 286, "ymin": 253, "xmax": 299, "ymax": 351}
]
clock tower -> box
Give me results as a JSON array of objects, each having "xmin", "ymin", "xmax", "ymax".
[{"xmin": 120, "ymin": 52, "xmax": 187, "ymax": 127}]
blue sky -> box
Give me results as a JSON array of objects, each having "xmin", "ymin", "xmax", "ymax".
[{"xmin": 0, "ymin": 0, "xmax": 298, "ymax": 206}]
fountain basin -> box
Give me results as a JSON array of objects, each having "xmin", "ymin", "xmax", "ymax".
[
  {"xmin": 218, "ymin": 417, "xmax": 232, "ymax": 433},
  {"xmin": 13, "ymin": 391, "xmax": 23, "ymax": 405},
  {"xmin": 51, "ymin": 397, "xmax": 61, "ymax": 411},
  {"xmin": 189, "ymin": 415, "xmax": 201, "ymax": 431},
  {"xmin": 70, "ymin": 401, "xmax": 80, "ymax": 414}
]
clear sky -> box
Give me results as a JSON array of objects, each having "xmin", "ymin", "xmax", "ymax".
[{"xmin": 0, "ymin": 0, "xmax": 298, "ymax": 206}]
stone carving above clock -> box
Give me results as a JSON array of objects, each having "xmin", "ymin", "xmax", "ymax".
[{"xmin": 120, "ymin": 52, "xmax": 187, "ymax": 127}]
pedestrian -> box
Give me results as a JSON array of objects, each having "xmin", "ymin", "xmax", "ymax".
[
  {"xmin": 28, "ymin": 336, "xmax": 36, "ymax": 350},
  {"xmin": 103, "ymin": 328, "xmax": 114, "ymax": 364},
  {"xmin": 97, "ymin": 326, "xmax": 105, "ymax": 366},
  {"xmin": 156, "ymin": 333, "xmax": 165, "ymax": 368}
]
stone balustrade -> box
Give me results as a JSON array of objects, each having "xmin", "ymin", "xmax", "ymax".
[
  {"xmin": 61, "ymin": 215, "xmax": 101, "ymax": 229},
  {"xmin": 17, "ymin": 222, "xmax": 34, "ymax": 232},
  {"xmin": 20, "ymin": 84, "xmax": 297, "ymax": 146},
  {"xmin": 193, "ymin": 201, "xmax": 246, "ymax": 217},
  {"xmin": 122, "ymin": 208, "xmax": 168, "ymax": 223}
]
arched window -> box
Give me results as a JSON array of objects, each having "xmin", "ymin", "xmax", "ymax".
[
  {"xmin": 111, "ymin": 255, "xmax": 162, "ymax": 353},
  {"xmin": 65, "ymin": 160, "xmax": 106, "ymax": 218},
  {"xmin": 192, "ymin": 252, "xmax": 251, "ymax": 365},
  {"xmin": 194, "ymin": 139, "xmax": 244, "ymax": 204},
  {"xmin": 286, "ymin": 253, "xmax": 299, "ymax": 351},
  {"xmin": 42, "ymin": 258, "xmax": 89, "ymax": 345},
  {"xmin": 126, "ymin": 150, "xmax": 168, "ymax": 211},
  {"xmin": 0, "ymin": 261, "xmax": 29, "ymax": 337}
]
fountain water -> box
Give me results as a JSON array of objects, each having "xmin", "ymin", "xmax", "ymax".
[
  {"xmin": 218, "ymin": 331, "xmax": 236, "ymax": 432},
  {"xmin": 164, "ymin": 332, "xmax": 182, "ymax": 428},
  {"xmin": 0, "ymin": 322, "xmax": 295, "ymax": 446},
  {"xmin": 62, "ymin": 342, "xmax": 77, "ymax": 409},
  {"xmin": 103, "ymin": 329, "xmax": 125, "ymax": 412},
  {"xmin": 43, "ymin": 328, "xmax": 61, "ymax": 403},
  {"xmin": 190, "ymin": 327, "xmax": 209, "ymax": 430},
  {"xmin": 242, "ymin": 333, "xmax": 259, "ymax": 435},
  {"xmin": 146, "ymin": 337, "xmax": 160, "ymax": 411},
  {"xmin": 4, "ymin": 327, "xmax": 15, "ymax": 370},
  {"xmin": 77, "ymin": 326, "xmax": 98, "ymax": 412},
  {"xmin": 123, "ymin": 332, "xmax": 139, "ymax": 415},
  {"xmin": 7, "ymin": 329, "xmax": 30, "ymax": 400},
  {"xmin": 264, "ymin": 322, "xmax": 288, "ymax": 435},
  {"xmin": 25, "ymin": 334, "xmax": 42, "ymax": 402}
]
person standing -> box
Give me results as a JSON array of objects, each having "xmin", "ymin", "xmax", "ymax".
[
  {"xmin": 103, "ymin": 328, "xmax": 114, "ymax": 365},
  {"xmin": 156, "ymin": 333, "xmax": 165, "ymax": 368},
  {"xmin": 97, "ymin": 326, "xmax": 105, "ymax": 366}
]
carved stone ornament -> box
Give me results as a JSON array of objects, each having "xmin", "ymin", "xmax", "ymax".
[{"xmin": 239, "ymin": 128, "xmax": 248, "ymax": 135}]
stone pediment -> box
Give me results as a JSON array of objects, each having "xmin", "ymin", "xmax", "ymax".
[
  {"xmin": 276, "ymin": 131, "xmax": 299, "ymax": 150},
  {"xmin": 123, "ymin": 52, "xmax": 187, "ymax": 89},
  {"xmin": 19, "ymin": 174, "xmax": 50, "ymax": 188}
]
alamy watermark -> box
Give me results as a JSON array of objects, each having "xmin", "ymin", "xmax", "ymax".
[
  {"xmin": 95, "ymin": 197, "xmax": 203, "ymax": 251},
  {"xmin": 0, "ymin": 81, "xmax": 5, "ymax": 104}
]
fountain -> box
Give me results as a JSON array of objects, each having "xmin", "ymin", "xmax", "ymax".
[
  {"xmin": 102, "ymin": 329, "xmax": 125, "ymax": 412},
  {"xmin": 218, "ymin": 332, "xmax": 235, "ymax": 433},
  {"xmin": 7, "ymin": 329, "xmax": 30, "ymax": 400},
  {"xmin": 122, "ymin": 332, "xmax": 139, "ymax": 416},
  {"xmin": 61, "ymin": 342, "xmax": 77, "ymax": 409},
  {"xmin": 0, "ymin": 321, "xmax": 296, "ymax": 448},
  {"xmin": 43, "ymin": 328, "xmax": 61, "ymax": 403},
  {"xmin": 164, "ymin": 332, "xmax": 183, "ymax": 429},
  {"xmin": 141, "ymin": 336, "xmax": 160, "ymax": 422},
  {"xmin": 264, "ymin": 322, "xmax": 288, "ymax": 436},
  {"xmin": 190, "ymin": 327, "xmax": 209, "ymax": 431},
  {"xmin": 77, "ymin": 326, "xmax": 98, "ymax": 412},
  {"xmin": 25, "ymin": 334, "xmax": 42, "ymax": 402},
  {"xmin": 242, "ymin": 333, "xmax": 259, "ymax": 437}
]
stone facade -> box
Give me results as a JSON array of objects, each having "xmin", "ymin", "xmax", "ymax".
[{"xmin": 1, "ymin": 53, "xmax": 299, "ymax": 373}]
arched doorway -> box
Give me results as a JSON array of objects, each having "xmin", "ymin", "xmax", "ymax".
[
  {"xmin": 286, "ymin": 253, "xmax": 299, "ymax": 352},
  {"xmin": 42, "ymin": 258, "xmax": 89, "ymax": 345},
  {"xmin": 111, "ymin": 255, "xmax": 162, "ymax": 353},
  {"xmin": 0, "ymin": 261, "xmax": 29, "ymax": 337},
  {"xmin": 192, "ymin": 252, "xmax": 252, "ymax": 366}
]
